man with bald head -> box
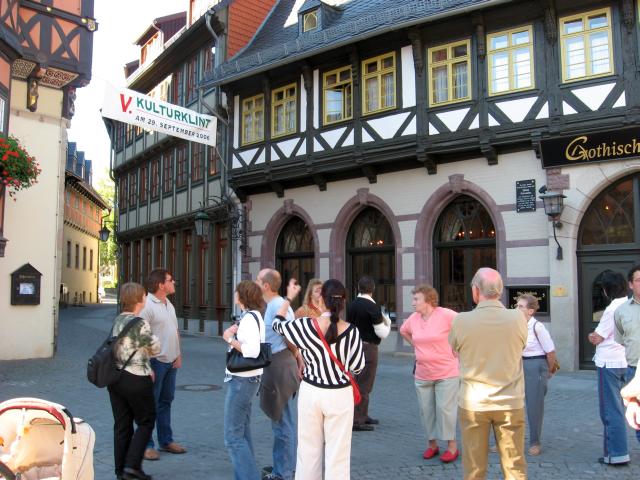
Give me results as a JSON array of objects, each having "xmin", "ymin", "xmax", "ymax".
[
  {"xmin": 256, "ymin": 268, "xmax": 301, "ymax": 480},
  {"xmin": 449, "ymin": 268, "xmax": 528, "ymax": 479}
]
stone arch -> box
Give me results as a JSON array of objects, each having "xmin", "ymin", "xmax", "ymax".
[
  {"xmin": 328, "ymin": 188, "xmax": 403, "ymax": 310},
  {"xmin": 260, "ymin": 200, "xmax": 320, "ymax": 276},
  {"xmin": 414, "ymin": 174, "xmax": 507, "ymax": 284}
]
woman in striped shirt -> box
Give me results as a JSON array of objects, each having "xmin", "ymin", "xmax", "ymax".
[{"xmin": 274, "ymin": 278, "xmax": 365, "ymax": 480}]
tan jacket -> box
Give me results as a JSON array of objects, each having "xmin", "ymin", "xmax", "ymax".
[{"xmin": 449, "ymin": 300, "xmax": 527, "ymax": 411}]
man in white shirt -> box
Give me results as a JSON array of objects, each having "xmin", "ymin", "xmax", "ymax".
[{"xmin": 141, "ymin": 269, "xmax": 186, "ymax": 461}]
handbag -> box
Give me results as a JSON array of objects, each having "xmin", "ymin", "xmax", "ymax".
[
  {"xmin": 226, "ymin": 311, "xmax": 272, "ymax": 373},
  {"xmin": 533, "ymin": 320, "xmax": 560, "ymax": 374},
  {"xmin": 312, "ymin": 318, "xmax": 362, "ymax": 405}
]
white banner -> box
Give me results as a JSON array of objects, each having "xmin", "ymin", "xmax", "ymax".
[{"xmin": 102, "ymin": 83, "xmax": 217, "ymax": 146}]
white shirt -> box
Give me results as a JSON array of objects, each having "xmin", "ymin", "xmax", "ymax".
[
  {"xmin": 594, "ymin": 296, "xmax": 628, "ymax": 368},
  {"xmin": 226, "ymin": 310, "xmax": 266, "ymax": 378},
  {"xmin": 522, "ymin": 317, "xmax": 555, "ymax": 357}
]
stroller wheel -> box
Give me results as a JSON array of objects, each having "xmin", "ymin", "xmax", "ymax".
[{"xmin": 0, "ymin": 461, "xmax": 14, "ymax": 480}]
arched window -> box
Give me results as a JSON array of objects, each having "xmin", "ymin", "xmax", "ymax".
[
  {"xmin": 347, "ymin": 207, "xmax": 396, "ymax": 316},
  {"xmin": 577, "ymin": 174, "xmax": 640, "ymax": 367},
  {"xmin": 579, "ymin": 178, "xmax": 634, "ymax": 246},
  {"xmin": 276, "ymin": 217, "xmax": 315, "ymax": 308},
  {"xmin": 434, "ymin": 195, "xmax": 496, "ymax": 312}
]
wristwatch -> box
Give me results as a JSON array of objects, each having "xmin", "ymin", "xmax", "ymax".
[{"xmin": 226, "ymin": 336, "xmax": 233, "ymax": 345}]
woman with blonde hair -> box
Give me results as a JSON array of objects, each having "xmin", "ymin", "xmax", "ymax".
[
  {"xmin": 399, "ymin": 284, "xmax": 459, "ymax": 463},
  {"xmin": 295, "ymin": 279, "xmax": 323, "ymax": 318}
]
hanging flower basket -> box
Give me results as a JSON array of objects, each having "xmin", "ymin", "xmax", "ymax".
[{"xmin": 0, "ymin": 136, "xmax": 41, "ymax": 199}]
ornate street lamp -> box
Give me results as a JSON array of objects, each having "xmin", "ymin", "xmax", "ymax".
[
  {"xmin": 99, "ymin": 223, "xmax": 111, "ymax": 242},
  {"xmin": 538, "ymin": 185, "xmax": 566, "ymax": 260},
  {"xmin": 194, "ymin": 194, "xmax": 244, "ymax": 245}
]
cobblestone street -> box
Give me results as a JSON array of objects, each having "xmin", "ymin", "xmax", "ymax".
[{"xmin": 1, "ymin": 304, "xmax": 640, "ymax": 479}]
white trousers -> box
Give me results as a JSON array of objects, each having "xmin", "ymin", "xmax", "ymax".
[{"xmin": 295, "ymin": 381, "xmax": 354, "ymax": 480}]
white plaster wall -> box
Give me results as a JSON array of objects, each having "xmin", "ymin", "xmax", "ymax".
[
  {"xmin": 128, "ymin": 209, "xmax": 137, "ymax": 228},
  {"xmin": 401, "ymin": 45, "xmax": 416, "ymax": 108},
  {"xmin": 190, "ymin": 184, "xmax": 203, "ymax": 211},
  {"xmin": 162, "ymin": 197, "xmax": 172, "ymax": 219},
  {"xmin": 0, "ymin": 82, "xmax": 65, "ymax": 359},
  {"xmin": 248, "ymin": 261, "xmax": 260, "ymax": 280},
  {"xmin": 398, "ymin": 220, "xmax": 417, "ymax": 248},
  {"xmin": 176, "ymin": 191, "xmax": 187, "ymax": 216},
  {"xmin": 139, "ymin": 206, "xmax": 147, "ymax": 224},
  {"xmin": 316, "ymin": 228, "xmax": 331, "ymax": 252},
  {"xmin": 502, "ymin": 210, "xmax": 548, "ymax": 241},
  {"xmin": 402, "ymin": 253, "xmax": 415, "ymax": 280},
  {"xmin": 150, "ymin": 201, "xmax": 160, "ymax": 223},
  {"xmin": 506, "ymin": 246, "xmax": 549, "ymax": 278},
  {"xmin": 248, "ymin": 235, "xmax": 262, "ymax": 258},
  {"xmin": 319, "ymin": 257, "xmax": 330, "ymax": 280}
]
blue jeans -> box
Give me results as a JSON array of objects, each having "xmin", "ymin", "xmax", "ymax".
[
  {"xmin": 224, "ymin": 375, "xmax": 261, "ymax": 480},
  {"xmin": 148, "ymin": 358, "xmax": 177, "ymax": 448},
  {"xmin": 626, "ymin": 366, "xmax": 640, "ymax": 443},
  {"xmin": 271, "ymin": 397, "xmax": 297, "ymax": 480},
  {"xmin": 597, "ymin": 367, "xmax": 630, "ymax": 463}
]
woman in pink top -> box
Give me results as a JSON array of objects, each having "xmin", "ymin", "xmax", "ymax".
[{"xmin": 399, "ymin": 284, "xmax": 459, "ymax": 463}]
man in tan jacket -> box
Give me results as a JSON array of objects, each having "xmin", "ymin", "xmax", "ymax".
[{"xmin": 449, "ymin": 268, "xmax": 528, "ymax": 479}]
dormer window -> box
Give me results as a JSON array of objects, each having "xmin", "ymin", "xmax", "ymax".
[{"xmin": 303, "ymin": 10, "xmax": 318, "ymax": 32}]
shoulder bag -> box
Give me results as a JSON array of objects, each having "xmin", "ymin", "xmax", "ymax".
[
  {"xmin": 533, "ymin": 320, "xmax": 560, "ymax": 374},
  {"xmin": 312, "ymin": 318, "xmax": 361, "ymax": 405},
  {"xmin": 226, "ymin": 311, "xmax": 272, "ymax": 373},
  {"xmin": 87, "ymin": 316, "xmax": 142, "ymax": 388}
]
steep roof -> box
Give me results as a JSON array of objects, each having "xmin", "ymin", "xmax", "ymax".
[{"xmin": 205, "ymin": 0, "xmax": 510, "ymax": 86}]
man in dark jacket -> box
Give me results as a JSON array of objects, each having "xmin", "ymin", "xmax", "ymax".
[{"xmin": 347, "ymin": 276, "xmax": 390, "ymax": 431}]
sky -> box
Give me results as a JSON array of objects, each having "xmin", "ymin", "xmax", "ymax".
[{"xmin": 67, "ymin": 1, "xmax": 182, "ymax": 184}]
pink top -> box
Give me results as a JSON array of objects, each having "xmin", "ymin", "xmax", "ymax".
[{"xmin": 400, "ymin": 307, "xmax": 459, "ymax": 381}]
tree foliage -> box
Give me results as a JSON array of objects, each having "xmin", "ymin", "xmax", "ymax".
[{"xmin": 96, "ymin": 173, "xmax": 117, "ymax": 281}]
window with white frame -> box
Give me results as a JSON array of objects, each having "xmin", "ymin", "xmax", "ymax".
[
  {"xmin": 560, "ymin": 8, "xmax": 613, "ymax": 82},
  {"xmin": 488, "ymin": 26, "xmax": 534, "ymax": 95}
]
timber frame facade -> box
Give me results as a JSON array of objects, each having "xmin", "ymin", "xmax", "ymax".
[{"xmin": 205, "ymin": 0, "xmax": 640, "ymax": 368}]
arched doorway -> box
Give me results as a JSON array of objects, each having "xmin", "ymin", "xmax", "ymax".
[
  {"xmin": 434, "ymin": 195, "xmax": 496, "ymax": 312},
  {"xmin": 276, "ymin": 216, "xmax": 315, "ymax": 310},
  {"xmin": 578, "ymin": 175, "xmax": 640, "ymax": 368},
  {"xmin": 346, "ymin": 207, "xmax": 395, "ymax": 317}
]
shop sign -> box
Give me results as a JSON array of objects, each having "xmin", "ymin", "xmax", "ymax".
[
  {"xmin": 540, "ymin": 126, "xmax": 640, "ymax": 168},
  {"xmin": 102, "ymin": 83, "xmax": 217, "ymax": 146},
  {"xmin": 506, "ymin": 286, "xmax": 549, "ymax": 315},
  {"xmin": 516, "ymin": 179, "xmax": 536, "ymax": 213}
]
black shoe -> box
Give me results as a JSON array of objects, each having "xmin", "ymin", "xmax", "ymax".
[
  {"xmin": 122, "ymin": 467, "xmax": 153, "ymax": 480},
  {"xmin": 598, "ymin": 457, "xmax": 629, "ymax": 466},
  {"xmin": 365, "ymin": 417, "xmax": 379, "ymax": 425},
  {"xmin": 353, "ymin": 423, "xmax": 374, "ymax": 431}
]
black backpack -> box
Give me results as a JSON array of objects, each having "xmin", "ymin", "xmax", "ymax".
[{"xmin": 87, "ymin": 317, "xmax": 142, "ymax": 388}]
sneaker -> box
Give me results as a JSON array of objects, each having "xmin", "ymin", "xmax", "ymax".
[
  {"xmin": 262, "ymin": 474, "xmax": 284, "ymax": 480},
  {"xmin": 143, "ymin": 448, "xmax": 159, "ymax": 461},
  {"xmin": 352, "ymin": 423, "xmax": 374, "ymax": 431}
]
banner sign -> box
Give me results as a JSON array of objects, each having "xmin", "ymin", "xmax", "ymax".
[
  {"xmin": 540, "ymin": 126, "xmax": 640, "ymax": 168},
  {"xmin": 102, "ymin": 84, "xmax": 217, "ymax": 146}
]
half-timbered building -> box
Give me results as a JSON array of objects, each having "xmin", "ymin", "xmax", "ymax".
[
  {"xmin": 108, "ymin": 0, "xmax": 277, "ymax": 335},
  {"xmin": 204, "ymin": 0, "xmax": 640, "ymax": 369},
  {"xmin": 0, "ymin": 0, "xmax": 96, "ymax": 359}
]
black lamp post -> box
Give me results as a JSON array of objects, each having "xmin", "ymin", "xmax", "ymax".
[{"xmin": 538, "ymin": 185, "xmax": 566, "ymax": 260}]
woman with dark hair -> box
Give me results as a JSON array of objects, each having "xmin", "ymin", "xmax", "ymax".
[
  {"xmin": 222, "ymin": 280, "xmax": 266, "ymax": 480},
  {"xmin": 109, "ymin": 282, "xmax": 160, "ymax": 480},
  {"xmin": 588, "ymin": 271, "xmax": 630, "ymax": 465},
  {"xmin": 273, "ymin": 278, "xmax": 365, "ymax": 479}
]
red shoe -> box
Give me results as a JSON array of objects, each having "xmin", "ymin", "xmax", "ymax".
[
  {"xmin": 440, "ymin": 449, "xmax": 459, "ymax": 463},
  {"xmin": 423, "ymin": 447, "xmax": 440, "ymax": 459}
]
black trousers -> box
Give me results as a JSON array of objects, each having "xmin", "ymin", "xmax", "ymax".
[
  {"xmin": 354, "ymin": 342, "xmax": 379, "ymax": 424},
  {"xmin": 108, "ymin": 370, "xmax": 156, "ymax": 476}
]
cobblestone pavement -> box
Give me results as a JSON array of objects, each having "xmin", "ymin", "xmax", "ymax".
[{"xmin": 1, "ymin": 304, "xmax": 640, "ymax": 479}]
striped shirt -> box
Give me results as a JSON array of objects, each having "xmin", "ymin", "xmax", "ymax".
[{"xmin": 273, "ymin": 315, "xmax": 365, "ymax": 389}]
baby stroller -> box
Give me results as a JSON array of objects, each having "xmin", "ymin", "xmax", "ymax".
[{"xmin": 0, "ymin": 398, "xmax": 95, "ymax": 480}]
